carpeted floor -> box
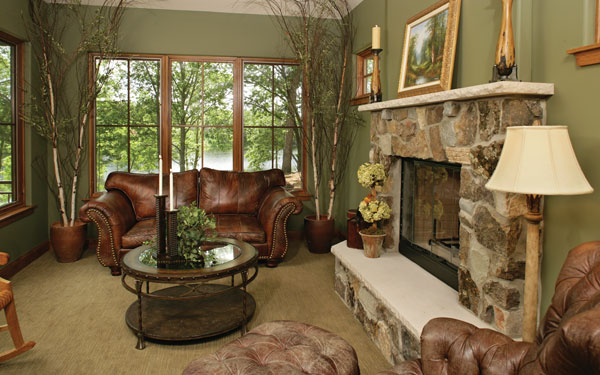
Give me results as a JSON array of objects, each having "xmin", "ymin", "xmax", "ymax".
[{"xmin": 0, "ymin": 240, "xmax": 390, "ymax": 374}]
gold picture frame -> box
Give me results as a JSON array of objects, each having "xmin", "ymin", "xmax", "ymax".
[{"xmin": 397, "ymin": 0, "xmax": 461, "ymax": 98}]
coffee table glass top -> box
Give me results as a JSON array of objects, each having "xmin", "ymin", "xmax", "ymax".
[
  {"xmin": 139, "ymin": 241, "xmax": 242, "ymax": 270},
  {"xmin": 122, "ymin": 238, "xmax": 258, "ymax": 279}
]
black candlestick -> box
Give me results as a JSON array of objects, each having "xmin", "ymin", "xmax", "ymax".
[{"xmin": 154, "ymin": 195, "xmax": 167, "ymax": 261}]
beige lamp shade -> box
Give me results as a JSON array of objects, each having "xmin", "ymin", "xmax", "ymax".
[{"xmin": 486, "ymin": 126, "xmax": 593, "ymax": 195}]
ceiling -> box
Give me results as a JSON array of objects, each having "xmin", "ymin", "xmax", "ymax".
[{"xmin": 71, "ymin": 0, "xmax": 365, "ymax": 16}]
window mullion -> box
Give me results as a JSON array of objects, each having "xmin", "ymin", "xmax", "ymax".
[
  {"xmin": 233, "ymin": 59, "xmax": 243, "ymax": 171},
  {"xmin": 161, "ymin": 55, "xmax": 170, "ymax": 172},
  {"xmin": 127, "ymin": 59, "xmax": 131, "ymax": 171}
]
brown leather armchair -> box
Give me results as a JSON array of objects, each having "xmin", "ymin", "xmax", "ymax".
[
  {"xmin": 380, "ymin": 241, "xmax": 600, "ymax": 375},
  {"xmin": 80, "ymin": 168, "xmax": 302, "ymax": 275}
]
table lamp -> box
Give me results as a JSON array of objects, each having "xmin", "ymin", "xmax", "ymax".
[{"xmin": 486, "ymin": 126, "xmax": 593, "ymax": 342}]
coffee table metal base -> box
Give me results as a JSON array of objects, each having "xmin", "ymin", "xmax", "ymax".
[{"xmin": 125, "ymin": 284, "xmax": 256, "ymax": 344}]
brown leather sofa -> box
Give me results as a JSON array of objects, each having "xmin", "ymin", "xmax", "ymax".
[
  {"xmin": 79, "ymin": 168, "xmax": 302, "ymax": 275},
  {"xmin": 380, "ymin": 241, "xmax": 600, "ymax": 375}
]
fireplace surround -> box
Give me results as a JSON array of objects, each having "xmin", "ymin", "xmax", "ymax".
[{"xmin": 333, "ymin": 81, "xmax": 554, "ymax": 364}]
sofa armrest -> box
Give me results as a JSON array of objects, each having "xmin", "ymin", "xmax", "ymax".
[
  {"xmin": 79, "ymin": 190, "xmax": 137, "ymax": 273},
  {"xmin": 257, "ymin": 187, "xmax": 303, "ymax": 265},
  {"xmin": 420, "ymin": 318, "xmax": 535, "ymax": 375}
]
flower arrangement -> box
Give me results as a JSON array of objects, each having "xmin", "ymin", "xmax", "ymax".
[
  {"xmin": 357, "ymin": 162, "xmax": 386, "ymax": 188},
  {"xmin": 359, "ymin": 198, "xmax": 391, "ymax": 235},
  {"xmin": 356, "ymin": 162, "xmax": 390, "ymax": 256},
  {"xmin": 177, "ymin": 203, "xmax": 216, "ymax": 263},
  {"xmin": 140, "ymin": 203, "xmax": 216, "ymax": 266},
  {"xmin": 359, "ymin": 199, "xmax": 391, "ymax": 224}
]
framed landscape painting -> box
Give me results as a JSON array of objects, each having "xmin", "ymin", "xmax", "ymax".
[{"xmin": 397, "ymin": 0, "xmax": 461, "ymax": 98}]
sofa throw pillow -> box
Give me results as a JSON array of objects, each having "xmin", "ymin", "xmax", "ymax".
[
  {"xmin": 105, "ymin": 169, "xmax": 199, "ymax": 221},
  {"xmin": 199, "ymin": 168, "xmax": 285, "ymax": 215}
]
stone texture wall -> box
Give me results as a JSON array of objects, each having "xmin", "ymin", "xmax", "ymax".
[
  {"xmin": 335, "ymin": 259, "xmax": 420, "ymax": 364},
  {"xmin": 369, "ymin": 97, "xmax": 547, "ymax": 337}
]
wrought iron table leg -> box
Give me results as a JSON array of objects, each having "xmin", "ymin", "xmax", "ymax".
[
  {"xmin": 146, "ymin": 281, "xmax": 150, "ymax": 294},
  {"xmin": 241, "ymin": 270, "xmax": 248, "ymax": 336},
  {"xmin": 135, "ymin": 280, "xmax": 145, "ymax": 350}
]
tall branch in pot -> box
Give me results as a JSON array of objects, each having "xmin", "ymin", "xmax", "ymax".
[
  {"xmin": 25, "ymin": 0, "xmax": 129, "ymax": 226},
  {"xmin": 261, "ymin": 0, "xmax": 362, "ymax": 220}
]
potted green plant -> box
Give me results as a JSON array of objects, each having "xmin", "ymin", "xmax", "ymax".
[
  {"xmin": 176, "ymin": 204, "xmax": 216, "ymax": 264},
  {"xmin": 140, "ymin": 203, "xmax": 216, "ymax": 267},
  {"xmin": 262, "ymin": 0, "xmax": 362, "ymax": 253},
  {"xmin": 357, "ymin": 162, "xmax": 390, "ymax": 258},
  {"xmin": 24, "ymin": 0, "xmax": 129, "ymax": 262}
]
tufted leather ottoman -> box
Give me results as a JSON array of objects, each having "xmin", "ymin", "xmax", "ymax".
[{"xmin": 183, "ymin": 320, "xmax": 360, "ymax": 375}]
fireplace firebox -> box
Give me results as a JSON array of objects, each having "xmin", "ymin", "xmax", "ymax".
[{"xmin": 400, "ymin": 158, "xmax": 461, "ymax": 290}]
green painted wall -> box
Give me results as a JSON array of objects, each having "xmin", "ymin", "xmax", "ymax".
[
  {"xmin": 531, "ymin": 0, "xmax": 600, "ymax": 313},
  {"xmin": 345, "ymin": 0, "xmax": 600, "ymax": 314},
  {"xmin": 0, "ymin": 0, "xmax": 49, "ymax": 263}
]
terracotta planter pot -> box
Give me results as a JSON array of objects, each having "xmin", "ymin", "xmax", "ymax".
[
  {"xmin": 304, "ymin": 215, "xmax": 335, "ymax": 254},
  {"xmin": 359, "ymin": 231, "xmax": 385, "ymax": 258},
  {"xmin": 50, "ymin": 220, "xmax": 87, "ymax": 263}
]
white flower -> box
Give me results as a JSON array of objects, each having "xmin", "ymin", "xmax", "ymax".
[
  {"xmin": 357, "ymin": 162, "xmax": 387, "ymax": 188},
  {"xmin": 359, "ymin": 199, "xmax": 391, "ymax": 223}
]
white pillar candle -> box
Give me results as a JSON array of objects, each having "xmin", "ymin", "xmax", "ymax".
[
  {"xmin": 169, "ymin": 169, "xmax": 174, "ymax": 210},
  {"xmin": 158, "ymin": 155, "xmax": 163, "ymax": 195},
  {"xmin": 372, "ymin": 25, "xmax": 381, "ymax": 49}
]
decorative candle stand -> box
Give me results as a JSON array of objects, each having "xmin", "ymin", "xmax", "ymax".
[
  {"xmin": 154, "ymin": 194, "xmax": 168, "ymax": 267},
  {"xmin": 370, "ymin": 48, "xmax": 383, "ymax": 103},
  {"xmin": 491, "ymin": 0, "xmax": 519, "ymax": 81},
  {"xmin": 164, "ymin": 209, "xmax": 185, "ymax": 267}
]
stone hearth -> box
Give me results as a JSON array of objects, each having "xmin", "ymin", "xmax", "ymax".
[{"xmin": 334, "ymin": 82, "xmax": 554, "ymax": 362}]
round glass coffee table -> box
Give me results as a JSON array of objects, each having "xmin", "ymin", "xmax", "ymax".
[{"xmin": 121, "ymin": 238, "xmax": 258, "ymax": 349}]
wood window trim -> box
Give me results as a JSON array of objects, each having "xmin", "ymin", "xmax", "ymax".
[
  {"xmin": 0, "ymin": 31, "xmax": 31, "ymax": 227},
  {"xmin": 351, "ymin": 47, "xmax": 374, "ymax": 106},
  {"xmin": 88, "ymin": 53, "xmax": 308, "ymax": 197},
  {"xmin": 567, "ymin": 0, "xmax": 600, "ymax": 66}
]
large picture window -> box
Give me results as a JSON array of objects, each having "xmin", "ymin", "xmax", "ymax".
[
  {"xmin": 0, "ymin": 31, "xmax": 26, "ymax": 223},
  {"xmin": 90, "ymin": 55, "xmax": 304, "ymax": 194},
  {"xmin": 94, "ymin": 57, "xmax": 161, "ymax": 191}
]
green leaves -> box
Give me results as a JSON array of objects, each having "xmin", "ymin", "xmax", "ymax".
[{"xmin": 176, "ymin": 202, "xmax": 216, "ymax": 261}]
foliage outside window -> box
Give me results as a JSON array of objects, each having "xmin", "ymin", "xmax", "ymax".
[
  {"xmin": 91, "ymin": 55, "xmax": 304, "ymax": 193},
  {"xmin": 351, "ymin": 47, "xmax": 374, "ymax": 106},
  {"xmin": 95, "ymin": 57, "xmax": 160, "ymax": 191},
  {"xmin": 0, "ymin": 32, "xmax": 25, "ymax": 219}
]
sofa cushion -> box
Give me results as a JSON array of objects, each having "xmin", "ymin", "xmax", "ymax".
[
  {"xmin": 105, "ymin": 170, "xmax": 198, "ymax": 221},
  {"xmin": 199, "ymin": 168, "xmax": 285, "ymax": 215},
  {"xmin": 214, "ymin": 215, "xmax": 266, "ymax": 244},
  {"xmin": 121, "ymin": 218, "xmax": 156, "ymax": 249},
  {"xmin": 183, "ymin": 320, "xmax": 360, "ymax": 375}
]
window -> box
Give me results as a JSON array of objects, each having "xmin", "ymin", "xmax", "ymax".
[
  {"xmin": 94, "ymin": 57, "xmax": 161, "ymax": 191},
  {"xmin": 0, "ymin": 31, "xmax": 27, "ymax": 224},
  {"xmin": 351, "ymin": 47, "xmax": 374, "ymax": 106},
  {"xmin": 90, "ymin": 55, "xmax": 305, "ymax": 194}
]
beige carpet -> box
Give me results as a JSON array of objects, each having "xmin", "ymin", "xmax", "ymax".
[{"xmin": 0, "ymin": 240, "xmax": 390, "ymax": 374}]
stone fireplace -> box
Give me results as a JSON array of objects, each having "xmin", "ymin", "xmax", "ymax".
[{"xmin": 333, "ymin": 82, "xmax": 554, "ymax": 364}]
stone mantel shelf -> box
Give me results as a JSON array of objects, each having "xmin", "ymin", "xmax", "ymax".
[{"xmin": 358, "ymin": 81, "xmax": 554, "ymax": 112}]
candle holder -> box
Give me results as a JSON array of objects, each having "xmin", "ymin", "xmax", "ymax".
[
  {"xmin": 154, "ymin": 194, "xmax": 167, "ymax": 264},
  {"xmin": 163, "ymin": 209, "xmax": 185, "ymax": 267},
  {"xmin": 491, "ymin": 0, "xmax": 519, "ymax": 82},
  {"xmin": 370, "ymin": 48, "xmax": 383, "ymax": 103}
]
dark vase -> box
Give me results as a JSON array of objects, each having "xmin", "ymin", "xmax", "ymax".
[
  {"xmin": 347, "ymin": 209, "xmax": 363, "ymax": 249},
  {"xmin": 50, "ymin": 220, "xmax": 87, "ymax": 263},
  {"xmin": 304, "ymin": 215, "xmax": 335, "ymax": 253}
]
